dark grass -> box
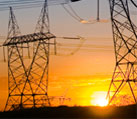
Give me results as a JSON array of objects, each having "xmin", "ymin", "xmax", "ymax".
[{"xmin": 0, "ymin": 104, "xmax": 136, "ymax": 118}]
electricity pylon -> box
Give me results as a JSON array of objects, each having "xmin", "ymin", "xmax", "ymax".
[
  {"xmin": 107, "ymin": 0, "xmax": 137, "ymax": 105},
  {"xmin": 3, "ymin": 0, "xmax": 56, "ymax": 111}
]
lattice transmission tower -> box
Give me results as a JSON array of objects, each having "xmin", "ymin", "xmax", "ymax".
[
  {"xmin": 107, "ymin": 0, "xmax": 137, "ymax": 105},
  {"xmin": 3, "ymin": 0, "xmax": 56, "ymax": 111}
]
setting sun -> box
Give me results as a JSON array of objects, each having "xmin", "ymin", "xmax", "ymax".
[
  {"xmin": 91, "ymin": 91, "xmax": 109, "ymax": 106},
  {"xmin": 95, "ymin": 98, "xmax": 108, "ymax": 107}
]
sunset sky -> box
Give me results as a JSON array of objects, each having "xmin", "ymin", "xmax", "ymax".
[{"xmin": 0, "ymin": 0, "xmax": 136, "ymax": 111}]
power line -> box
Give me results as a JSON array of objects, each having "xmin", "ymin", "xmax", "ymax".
[
  {"xmin": 62, "ymin": 0, "xmax": 110, "ymax": 24},
  {"xmin": 0, "ymin": 0, "xmax": 71, "ymax": 11}
]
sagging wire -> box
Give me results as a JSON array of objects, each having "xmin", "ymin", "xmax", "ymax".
[
  {"xmin": 61, "ymin": 3, "xmax": 96, "ymax": 24},
  {"xmin": 55, "ymin": 36, "xmax": 86, "ymax": 56},
  {"xmin": 61, "ymin": 3, "xmax": 82, "ymax": 22},
  {"xmin": 62, "ymin": 0, "xmax": 109, "ymax": 24},
  {"xmin": 67, "ymin": 36, "xmax": 86, "ymax": 55},
  {"xmin": 67, "ymin": 3, "xmax": 82, "ymax": 21}
]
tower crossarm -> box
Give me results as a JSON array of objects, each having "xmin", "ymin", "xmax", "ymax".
[{"xmin": 3, "ymin": 32, "xmax": 56, "ymax": 46}]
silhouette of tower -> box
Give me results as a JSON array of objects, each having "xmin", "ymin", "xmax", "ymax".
[
  {"xmin": 3, "ymin": 0, "xmax": 56, "ymax": 111},
  {"xmin": 107, "ymin": 0, "xmax": 137, "ymax": 105}
]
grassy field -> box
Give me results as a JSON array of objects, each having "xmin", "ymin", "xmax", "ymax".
[{"xmin": 0, "ymin": 104, "xmax": 136, "ymax": 118}]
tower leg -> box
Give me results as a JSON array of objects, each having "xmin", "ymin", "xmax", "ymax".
[{"xmin": 107, "ymin": 0, "xmax": 137, "ymax": 105}]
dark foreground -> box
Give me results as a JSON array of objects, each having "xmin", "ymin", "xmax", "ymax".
[{"xmin": 0, "ymin": 105, "xmax": 136, "ymax": 118}]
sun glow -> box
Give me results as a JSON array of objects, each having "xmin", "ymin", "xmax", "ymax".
[
  {"xmin": 95, "ymin": 98, "xmax": 108, "ymax": 107},
  {"xmin": 91, "ymin": 91, "xmax": 109, "ymax": 107}
]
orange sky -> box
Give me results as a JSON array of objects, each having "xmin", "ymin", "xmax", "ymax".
[
  {"xmin": 0, "ymin": 36, "xmax": 116, "ymax": 110},
  {"xmin": 0, "ymin": 1, "xmax": 118, "ymax": 110},
  {"xmin": 0, "ymin": 0, "xmax": 136, "ymax": 111}
]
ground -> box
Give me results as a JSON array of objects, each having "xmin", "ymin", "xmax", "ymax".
[{"xmin": 0, "ymin": 104, "xmax": 136, "ymax": 118}]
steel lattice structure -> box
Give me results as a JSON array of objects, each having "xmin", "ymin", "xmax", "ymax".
[
  {"xmin": 3, "ymin": 0, "xmax": 56, "ymax": 111},
  {"xmin": 107, "ymin": 0, "xmax": 137, "ymax": 105}
]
